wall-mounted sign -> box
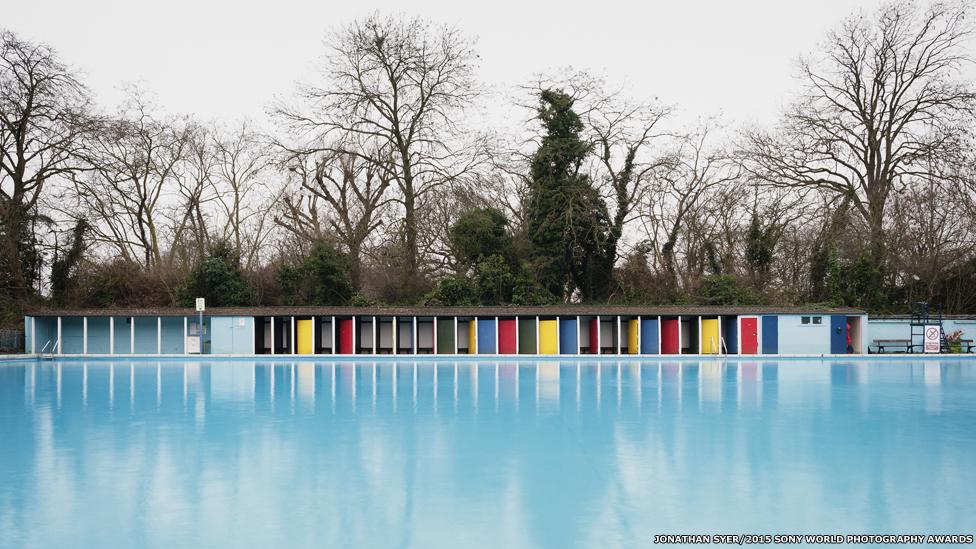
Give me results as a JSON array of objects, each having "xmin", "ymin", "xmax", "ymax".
[{"xmin": 923, "ymin": 325, "xmax": 941, "ymax": 353}]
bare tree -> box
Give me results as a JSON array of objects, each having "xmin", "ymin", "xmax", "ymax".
[
  {"xmin": 0, "ymin": 30, "xmax": 91, "ymax": 301},
  {"xmin": 274, "ymin": 14, "xmax": 483, "ymax": 290},
  {"xmin": 275, "ymin": 144, "xmax": 394, "ymax": 290},
  {"xmin": 70, "ymin": 90, "xmax": 194, "ymax": 270},
  {"xmin": 640, "ymin": 125, "xmax": 740, "ymax": 290},
  {"xmin": 743, "ymin": 1, "xmax": 976, "ymax": 268},
  {"xmin": 211, "ymin": 123, "xmax": 273, "ymax": 270}
]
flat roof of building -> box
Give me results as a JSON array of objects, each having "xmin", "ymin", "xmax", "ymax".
[{"xmin": 26, "ymin": 305, "xmax": 866, "ymax": 317}]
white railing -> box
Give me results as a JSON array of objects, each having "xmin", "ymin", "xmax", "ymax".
[{"xmin": 39, "ymin": 338, "xmax": 59, "ymax": 358}]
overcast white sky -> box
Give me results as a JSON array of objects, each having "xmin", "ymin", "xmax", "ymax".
[{"xmin": 6, "ymin": 0, "xmax": 888, "ymax": 128}]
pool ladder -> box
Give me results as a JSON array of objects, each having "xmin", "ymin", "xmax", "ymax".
[{"xmin": 38, "ymin": 338, "xmax": 59, "ymax": 360}]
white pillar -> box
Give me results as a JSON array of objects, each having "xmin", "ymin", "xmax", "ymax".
[
  {"xmin": 157, "ymin": 317, "xmax": 162, "ymax": 354},
  {"xmin": 453, "ymin": 317, "xmax": 458, "ymax": 354},
  {"xmin": 535, "ymin": 316, "xmax": 540, "ymax": 355},
  {"xmin": 719, "ymin": 316, "xmax": 725, "ymax": 355},
  {"xmin": 737, "ymin": 317, "xmax": 743, "ymax": 354},
  {"xmin": 596, "ymin": 316, "xmax": 602, "ymax": 354},
  {"xmin": 270, "ymin": 317, "xmax": 276, "ymax": 355},
  {"xmin": 109, "ymin": 317, "xmax": 114, "ymax": 355},
  {"xmin": 677, "ymin": 316, "xmax": 683, "ymax": 354},
  {"xmin": 331, "ymin": 316, "xmax": 337, "ymax": 354},
  {"xmin": 658, "ymin": 316, "xmax": 663, "ymax": 354},
  {"xmin": 353, "ymin": 316, "xmax": 358, "ymax": 354},
  {"xmin": 514, "ymin": 317, "xmax": 520, "ymax": 355},
  {"xmin": 130, "ymin": 317, "xmax": 135, "ymax": 354},
  {"xmin": 495, "ymin": 316, "xmax": 499, "ymax": 355},
  {"xmin": 290, "ymin": 317, "xmax": 296, "ymax": 354},
  {"xmin": 372, "ymin": 316, "xmax": 378, "ymax": 353},
  {"xmin": 56, "ymin": 316, "xmax": 62, "ymax": 354},
  {"xmin": 412, "ymin": 316, "xmax": 418, "ymax": 354},
  {"xmin": 31, "ymin": 317, "xmax": 36, "ymax": 354},
  {"xmin": 556, "ymin": 316, "xmax": 563, "ymax": 355},
  {"xmin": 183, "ymin": 316, "xmax": 188, "ymax": 354},
  {"xmin": 82, "ymin": 317, "xmax": 88, "ymax": 355}
]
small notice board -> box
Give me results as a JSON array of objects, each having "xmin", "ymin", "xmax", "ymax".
[{"xmin": 923, "ymin": 325, "xmax": 941, "ymax": 353}]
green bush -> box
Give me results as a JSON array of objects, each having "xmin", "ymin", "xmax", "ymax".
[
  {"xmin": 696, "ymin": 274, "xmax": 760, "ymax": 306},
  {"xmin": 475, "ymin": 254, "xmax": 514, "ymax": 305},
  {"xmin": 277, "ymin": 242, "xmax": 354, "ymax": 306},
  {"xmin": 422, "ymin": 276, "xmax": 477, "ymax": 306},
  {"xmin": 177, "ymin": 242, "xmax": 254, "ymax": 307}
]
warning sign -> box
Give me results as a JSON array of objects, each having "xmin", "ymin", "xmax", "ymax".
[{"xmin": 923, "ymin": 325, "xmax": 941, "ymax": 353}]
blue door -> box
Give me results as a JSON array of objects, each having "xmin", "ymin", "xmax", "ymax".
[
  {"xmin": 477, "ymin": 318, "xmax": 497, "ymax": 354},
  {"xmin": 559, "ymin": 317, "xmax": 578, "ymax": 354},
  {"xmin": 761, "ymin": 316, "xmax": 778, "ymax": 354},
  {"xmin": 640, "ymin": 318, "xmax": 659, "ymax": 354},
  {"xmin": 830, "ymin": 315, "xmax": 847, "ymax": 354},
  {"xmin": 723, "ymin": 316, "xmax": 738, "ymax": 354}
]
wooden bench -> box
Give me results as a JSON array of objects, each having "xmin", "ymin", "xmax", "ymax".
[
  {"xmin": 952, "ymin": 339, "xmax": 975, "ymax": 353},
  {"xmin": 871, "ymin": 339, "xmax": 912, "ymax": 353}
]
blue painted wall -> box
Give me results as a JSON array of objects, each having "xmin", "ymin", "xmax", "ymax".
[
  {"xmin": 559, "ymin": 317, "xmax": 578, "ymax": 354},
  {"xmin": 211, "ymin": 316, "xmax": 254, "ymax": 354},
  {"xmin": 24, "ymin": 317, "xmax": 32, "ymax": 353},
  {"xmin": 477, "ymin": 318, "xmax": 496, "ymax": 354},
  {"xmin": 61, "ymin": 317, "xmax": 84, "ymax": 354},
  {"xmin": 35, "ymin": 317, "xmax": 56, "ymax": 353},
  {"xmin": 776, "ymin": 314, "xmax": 830, "ymax": 354},
  {"xmin": 868, "ymin": 317, "xmax": 976, "ymax": 349},
  {"xmin": 761, "ymin": 316, "xmax": 778, "ymax": 354},
  {"xmin": 87, "ymin": 317, "xmax": 111, "ymax": 354},
  {"xmin": 160, "ymin": 317, "xmax": 184, "ymax": 354},
  {"xmin": 113, "ymin": 317, "xmax": 132, "ymax": 354},
  {"xmin": 640, "ymin": 318, "xmax": 659, "ymax": 354},
  {"xmin": 133, "ymin": 316, "xmax": 158, "ymax": 354}
]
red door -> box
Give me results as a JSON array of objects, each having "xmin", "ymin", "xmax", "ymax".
[
  {"xmin": 662, "ymin": 319, "xmax": 680, "ymax": 354},
  {"xmin": 498, "ymin": 319, "xmax": 517, "ymax": 354},
  {"xmin": 589, "ymin": 318, "xmax": 599, "ymax": 354},
  {"xmin": 740, "ymin": 317, "xmax": 758, "ymax": 354},
  {"xmin": 338, "ymin": 318, "xmax": 354, "ymax": 354}
]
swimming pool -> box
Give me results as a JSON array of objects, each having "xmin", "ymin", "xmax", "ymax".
[{"xmin": 1, "ymin": 358, "xmax": 974, "ymax": 548}]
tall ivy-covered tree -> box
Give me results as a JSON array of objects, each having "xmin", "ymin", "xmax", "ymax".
[
  {"xmin": 1, "ymin": 31, "xmax": 91, "ymax": 303},
  {"xmin": 526, "ymin": 90, "xmax": 613, "ymax": 301}
]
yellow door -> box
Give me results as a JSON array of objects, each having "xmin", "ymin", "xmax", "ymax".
[
  {"xmin": 628, "ymin": 319, "xmax": 640, "ymax": 354},
  {"xmin": 539, "ymin": 320, "xmax": 558, "ymax": 355},
  {"xmin": 297, "ymin": 319, "xmax": 314, "ymax": 354},
  {"xmin": 468, "ymin": 320, "xmax": 477, "ymax": 354},
  {"xmin": 701, "ymin": 318, "xmax": 719, "ymax": 354}
]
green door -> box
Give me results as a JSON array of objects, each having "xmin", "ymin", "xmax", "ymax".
[
  {"xmin": 518, "ymin": 317, "xmax": 537, "ymax": 354},
  {"xmin": 436, "ymin": 318, "xmax": 455, "ymax": 354}
]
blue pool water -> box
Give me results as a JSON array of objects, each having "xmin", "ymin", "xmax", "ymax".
[{"xmin": 1, "ymin": 358, "xmax": 974, "ymax": 548}]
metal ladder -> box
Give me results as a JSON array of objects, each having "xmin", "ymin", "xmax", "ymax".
[
  {"xmin": 38, "ymin": 339, "xmax": 58, "ymax": 359},
  {"xmin": 910, "ymin": 301, "xmax": 948, "ymax": 353}
]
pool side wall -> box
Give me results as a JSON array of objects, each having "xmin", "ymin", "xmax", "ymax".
[{"xmin": 19, "ymin": 310, "xmax": 905, "ymax": 358}]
